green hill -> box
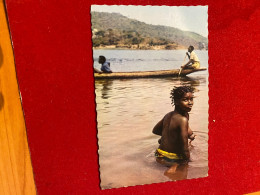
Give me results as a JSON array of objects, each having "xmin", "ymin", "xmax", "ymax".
[{"xmin": 91, "ymin": 12, "xmax": 208, "ymax": 50}]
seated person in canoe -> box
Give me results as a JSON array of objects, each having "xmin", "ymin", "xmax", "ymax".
[
  {"xmin": 153, "ymin": 86, "xmax": 196, "ymax": 167},
  {"xmin": 181, "ymin": 45, "xmax": 200, "ymax": 69},
  {"xmin": 94, "ymin": 55, "xmax": 113, "ymax": 73}
]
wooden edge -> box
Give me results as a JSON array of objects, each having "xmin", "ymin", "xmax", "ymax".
[
  {"xmin": 244, "ymin": 191, "xmax": 260, "ymax": 195},
  {"xmin": 0, "ymin": 1, "xmax": 36, "ymax": 194}
]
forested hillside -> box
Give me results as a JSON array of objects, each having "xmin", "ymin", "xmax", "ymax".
[{"xmin": 91, "ymin": 12, "xmax": 208, "ymax": 50}]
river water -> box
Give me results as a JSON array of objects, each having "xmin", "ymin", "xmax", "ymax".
[{"xmin": 93, "ymin": 49, "xmax": 208, "ymax": 189}]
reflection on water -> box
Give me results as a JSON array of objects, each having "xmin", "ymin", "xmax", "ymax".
[
  {"xmin": 95, "ymin": 76, "xmax": 208, "ymax": 189},
  {"xmin": 98, "ymin": 79, "xmax": 113, "ymax": 99},
  {"xmin": 163, "ymin": 163, "xmax": 188, "ymax": 181}
]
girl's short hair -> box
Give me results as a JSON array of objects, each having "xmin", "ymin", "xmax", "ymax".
[{"xmin": 170, "ymin": 86, "xmax": 194, "ymax": 105}]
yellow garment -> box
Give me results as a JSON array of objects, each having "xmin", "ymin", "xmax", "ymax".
[
  {"xmin": 190, "ymin": 51, "xmax": 200, "ymax": 62},
  {"xmin": 192, "ymin": 61, "xmax": 200, "ymax": 69},
  {"xmin": 156, "ymin": 149, "xmax": 183, "ymax": 160}
]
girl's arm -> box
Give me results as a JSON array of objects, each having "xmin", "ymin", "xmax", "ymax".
[
  {"xmin": 188, "ymin": 126, "xmax": 196, "ymax": 143},
  {"xmin": 180, "ymin": 117, "xmax": 190, "ymax": 160},
  {"xmin": 152, "ymin": 119, "xmax": 163, "ymax": 136}
]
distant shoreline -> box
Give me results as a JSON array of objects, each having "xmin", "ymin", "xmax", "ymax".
[{"xmin": 93, "ymin": 44, "xmax": 189, "ymax": 50}]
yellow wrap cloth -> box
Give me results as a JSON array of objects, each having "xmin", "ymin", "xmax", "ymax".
[{"xmin": 155, "ymin": 148, "xmax": 183, "ymax": 160}]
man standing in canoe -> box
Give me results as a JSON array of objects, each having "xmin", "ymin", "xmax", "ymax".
[
  {"xmin": 181, "ymin": 46, "xmax": 200, "ymax": 69},
  {"xmin": 98, "ymin": 55, "xmax": 113, "ymax": 73}
]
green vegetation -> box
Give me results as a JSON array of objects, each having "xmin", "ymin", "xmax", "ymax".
[{"xmin": 91, "ymin": 12, "xmax": 208, "ymax": 49}]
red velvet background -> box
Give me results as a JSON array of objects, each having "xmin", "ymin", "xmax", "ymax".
[{"xmin": 4, "ymin": 0, "xmax": 260, "ymax": 194}]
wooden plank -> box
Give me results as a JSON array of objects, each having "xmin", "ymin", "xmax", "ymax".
[
  {"xmin": 244, "ymin": 192, "xmax": 260, "ymax": 195},
  {"xmin": 0, "ymin": 1, "xmax": 36, "ymax": 194}
]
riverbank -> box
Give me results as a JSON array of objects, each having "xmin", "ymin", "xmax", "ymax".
[{"xmin": 93, "ymin": 44, "xmax": 188, "ymax": 50}]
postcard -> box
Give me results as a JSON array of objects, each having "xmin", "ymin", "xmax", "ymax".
[{"xmin": 91, "ymin": 5, "xmax": 208, "ymax": 189}]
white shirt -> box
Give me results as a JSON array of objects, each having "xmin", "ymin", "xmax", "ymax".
[{"xmin": 190, "ymin": 51, "xmax": 200, "ymax": 62}]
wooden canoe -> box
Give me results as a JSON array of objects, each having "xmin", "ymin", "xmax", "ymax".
[{"xmin": 94, "ymin": 67, "xmax": 207, "ymax": 79}]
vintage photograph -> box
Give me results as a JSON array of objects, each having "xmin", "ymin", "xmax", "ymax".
[{"xmin": 91, "ymin": 5, "xmax": 208, "ymax": 189}]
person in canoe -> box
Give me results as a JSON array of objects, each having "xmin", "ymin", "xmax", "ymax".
[
  {"xmin": 181, "ymin": 46, "xmax": 200, "ymax": 69},
  {"xmin": 95, "ymin": 55, "xmax": 113, "ymax": 73},
  {"xmin": 152, "ymin": 86, "xmax": 196, "ymax": 167}
]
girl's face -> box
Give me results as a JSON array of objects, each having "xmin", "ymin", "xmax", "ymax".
[{"xmin": 176, "ymin": 92, "xmax": 194, "ymax": 112}]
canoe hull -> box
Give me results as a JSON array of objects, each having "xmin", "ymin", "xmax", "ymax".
[{"xmin": 94, "ymin": 68, "xmax": 207, "ymax": 79}]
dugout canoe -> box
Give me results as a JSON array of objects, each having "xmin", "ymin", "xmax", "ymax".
[{"xmin": 94, "ymin": 67, "xmax": 207, "ymax": 79}]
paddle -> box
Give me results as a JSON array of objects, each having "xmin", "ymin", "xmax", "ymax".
[{"xmin": 178, "ymin": 54, "xmax": 187, "ymax": 77}]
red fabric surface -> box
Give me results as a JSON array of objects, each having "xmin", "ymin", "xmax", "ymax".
[{"xmin": 4, "ymin": 0, "xmax": 260, "ymax": 194}]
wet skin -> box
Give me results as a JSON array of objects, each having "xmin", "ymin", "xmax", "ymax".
[{"xmin": 153, "ymin": 92, "xmax": 194, "ymax": 161}]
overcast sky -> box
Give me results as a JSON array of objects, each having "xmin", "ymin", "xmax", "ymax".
[{"xmin": 91, "ymin": 5, "xmax": 208, "ymax": 37}]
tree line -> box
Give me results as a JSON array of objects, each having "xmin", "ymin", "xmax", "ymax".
[{"xmin": 92, "ymin": 28, "xmax": 177, "ymax": 48}]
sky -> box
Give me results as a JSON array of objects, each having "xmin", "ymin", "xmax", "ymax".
[{"xmin": 91, "ymin": 5, "xmax": 208, "ymax": 37}]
